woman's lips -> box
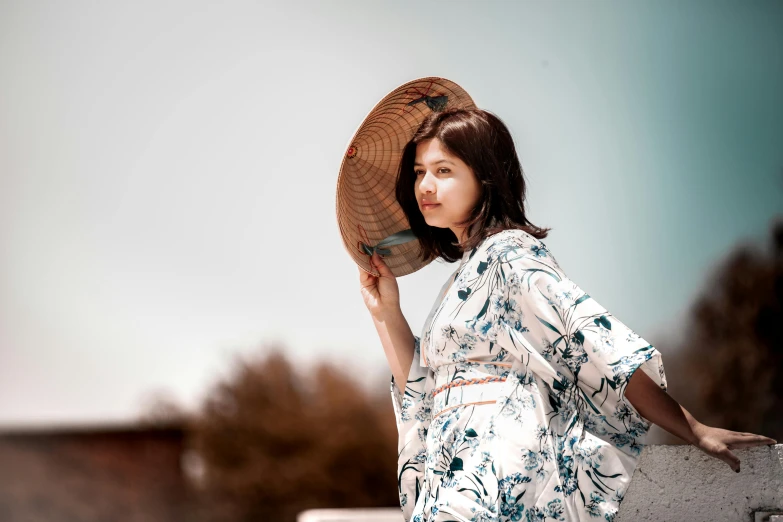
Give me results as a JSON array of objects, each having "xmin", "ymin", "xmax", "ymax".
[{"xmin": 421, "ymin": 203, "xmax": 440, "ymax": 210}]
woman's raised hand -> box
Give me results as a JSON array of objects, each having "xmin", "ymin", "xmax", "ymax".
[{"xmin": 359, "ymin": 252, "xmax": 401, "ymax": 320}]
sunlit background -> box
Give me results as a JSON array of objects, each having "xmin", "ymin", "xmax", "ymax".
[{"xmin": 1, "ymin": 1, "xmax": 781, "ymax": 520}]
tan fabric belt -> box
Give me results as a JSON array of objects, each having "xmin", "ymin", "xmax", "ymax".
[{"xmin": 430, "ymin": 361, "xmax": 514, "ymax": 419}]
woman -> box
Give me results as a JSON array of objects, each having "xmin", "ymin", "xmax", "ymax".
[{"xmin": 356, "ymin": 106, "xmax": 776, "ymax": 521}]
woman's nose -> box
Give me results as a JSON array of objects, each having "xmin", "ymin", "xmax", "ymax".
[{"xmin": 418, "ymin": 171, "xmax": 436, "ymax": 193}]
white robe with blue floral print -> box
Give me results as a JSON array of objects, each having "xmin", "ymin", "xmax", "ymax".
[{"xmin": 390, "ymin": 228, "xmax": 667, "ymax": 522}]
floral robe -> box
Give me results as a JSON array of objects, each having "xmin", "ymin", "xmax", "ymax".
[{"xmin": 390, "ymin": 228, "xmax": 667, "ymax": 522}]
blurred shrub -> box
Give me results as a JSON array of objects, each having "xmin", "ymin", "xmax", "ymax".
[{"xmin": 187, "ymin": 348, "xmax": 398, "ymax": 522}]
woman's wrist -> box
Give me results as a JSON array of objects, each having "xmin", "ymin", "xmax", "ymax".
[
  {"xmin": 371, "ymin": 304, "xmax": 403, "ymax": 323},
  {"xmin": 683, "ymin": 408, "xmax": 706, "ymax": 446}
]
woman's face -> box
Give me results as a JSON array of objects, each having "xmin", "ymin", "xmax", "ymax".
[{"xmin": 414, "ymin": 138, "xmax": 481, "ymax": 242}]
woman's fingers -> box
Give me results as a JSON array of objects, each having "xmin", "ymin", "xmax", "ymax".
[
  {"xmin": 371, "ymin": 252, "xmax": 395, "ymax": 278},
  {"xmin": 358, "ymin": 266, "xmax": 377, "ymax": 293},
  {"xmin": 727, "ymin": 433, "xmax": 778, "ymax": 449},
  {"xmin": 719, "ymin": 447, "xmax": 741, "ymax": 472},
  {"xmin": 358, "ymin": 266, "xmax": 374, "ymax": 286}
]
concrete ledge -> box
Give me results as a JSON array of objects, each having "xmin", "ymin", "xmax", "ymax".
[
  {"xmin": 297, "ymin": 445, "xmax": 782, "ymax": 522},
  {"xmin": 619, "ymin": 444, "xmax": 782, "ymax": 522}
]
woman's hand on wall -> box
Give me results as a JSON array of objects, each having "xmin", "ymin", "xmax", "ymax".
[{"xmin": 691, "ymin": 423, "xmax": 777, "ymax": 473}]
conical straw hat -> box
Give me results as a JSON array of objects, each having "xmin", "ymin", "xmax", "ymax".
[{"xmin": 336, "ymin": 77, "xmax": 477, "ymax": 277}]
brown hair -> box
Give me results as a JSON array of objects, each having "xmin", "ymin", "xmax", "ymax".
[{"xmin": 395, "ymin": 107, "xmax": 551, "ymax": 264}]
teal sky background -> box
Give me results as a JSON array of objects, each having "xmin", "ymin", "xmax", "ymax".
[{"xmin": 1, "ymin": 1, "xmax": 781, "ymax": 426}]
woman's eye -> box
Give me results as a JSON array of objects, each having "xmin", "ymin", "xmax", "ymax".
[
  {"xmin": 438, "ymin": 168, "xmax": 450, "ymax": 174},
  {"xmin": 415, "ymin": 170, "xmax": 424, "ymax": 176}
]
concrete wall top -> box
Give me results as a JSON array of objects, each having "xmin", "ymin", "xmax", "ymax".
[{"xmin": 619, "ymin": 444, "xmax": 782, "ymax": 522}]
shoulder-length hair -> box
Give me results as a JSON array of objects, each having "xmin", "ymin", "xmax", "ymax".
[{"xmin": 395, "ymin": 107, "xmax": 551, "ymax": 264}]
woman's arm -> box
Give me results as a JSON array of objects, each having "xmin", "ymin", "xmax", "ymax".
[
  {"xmin": 359, "ymin": 251, "xmax": 416, "ymax": 395},
  {"xmin": 625, "ymin": 368, "xmax": 777, "ymax": 472},
  {"xmin": 371, "ymin": 308, "xmax": 415, "ymax": 395},
  {"xmin": 624, "ymin": 368, "xmax": 701, "ymax": 445}
]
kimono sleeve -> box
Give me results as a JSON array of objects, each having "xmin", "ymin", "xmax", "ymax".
[
  {"xmin": 389, "ymin": 334, "xmax": 433, "ymax": 520},
  {"xmin": 493, "ymin": 243, "xmax": 668, "ymax": 453}
]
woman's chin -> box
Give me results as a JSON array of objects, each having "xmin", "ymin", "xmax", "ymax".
[
  {"xmin": 423, "ymin": 218, "xmax": 444, "ymax": 228},
  {"xmin": 422, "ymin": 212, "xmax": 445, "ymax": 223}
]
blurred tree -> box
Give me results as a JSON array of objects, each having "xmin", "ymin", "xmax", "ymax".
[
  {"xmin": 137, "ymin": 389, "xmax": 188, "ymax": 428},
  {"xmin": 661, "ymin": 219, "xmax": 782, "ymax": 443},
  {"xmin": 188, "ymin": 345, "xmax": 398, "ymax": 522}
]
